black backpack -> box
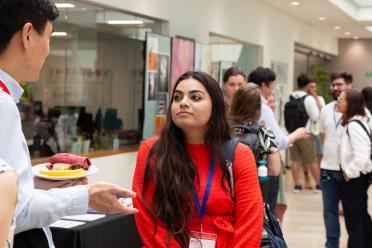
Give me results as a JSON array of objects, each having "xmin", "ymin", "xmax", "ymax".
[
  {"xmin": 231, "ymin": 123, "xmax": 263, "ymax": 164},
  {"xmin": 224, "ymin": 139, "xmax": 288, "ymax": 248},
  {"xmin": 284, "ymin": 95, "xmax": 308, "ymax": 132},
  {"xmin": 346, "ymin": 119, "xmax": 372, "ymax": 184}
]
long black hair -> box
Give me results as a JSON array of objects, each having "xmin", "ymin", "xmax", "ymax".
[{"xmin": 142, "ymin": 71, "xmax": 231, "ymax": 247}]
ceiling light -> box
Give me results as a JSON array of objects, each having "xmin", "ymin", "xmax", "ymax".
[
  {"xmin": 52, "ymin": 32, "xmax": 67, "ymax": 36},
  {"xmin": 291, "ymin": 1, "xmax": 300, "ymax": 5},
  {"xmin": 353, "ymin": 36, "xmax": 359, "ymax": 39},
  {"xmin": 318, "ymin": 17, "xmax": 326, "ymax": 21},
  {"xmin": 55, "ymin": 3, "xmax": 75, "ymax": 8},
  {"xmin": 344, "ymin": 31, "xmax": 351, "ymax": 35},
  {"xmin": 365, "ymin": 26, "xmax": 372, "ymax": 33},
  {"xmin": 334, "ymin": 26, "xmax": 341, "ymax": 30},
  {"xmin": 106, "ymin": 20, "xmax": 144, "ymax": 25}
]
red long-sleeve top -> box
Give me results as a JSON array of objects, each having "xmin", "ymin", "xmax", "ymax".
[{"xmin": 132, "ymin": 137, "xmax": 263, "ymax": 248}]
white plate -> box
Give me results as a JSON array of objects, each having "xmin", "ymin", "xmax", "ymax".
[{"xmin": 32, "ymin": 163, "xmax": 98, "ymax": 180}]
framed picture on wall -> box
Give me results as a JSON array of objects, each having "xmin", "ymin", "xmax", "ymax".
[
  {"xmin": 143, "ymin": 32, "xmax": 171, "ymax": 139},
  {"xmin": 157, "ymin": 54, "xmax": 170, "ymax": 93},
  {"xmin": 170, "ymin": 36, "xmax": 195, "ymax": 93},
  {"xmin": 194, "ymin": 43, "xmax": 211, "ymax": 74}
]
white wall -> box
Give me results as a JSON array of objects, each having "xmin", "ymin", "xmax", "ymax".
[
  {"xmin": 89, "ymin": 151, "xmax": 138, "ymax": 189},
  {"xmin": 84, "ymin": 0, "xmax": 338, "ymax": 93}
]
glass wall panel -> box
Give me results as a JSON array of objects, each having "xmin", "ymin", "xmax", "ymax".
[{"xmin": 20, "ymin": 0, "xmax": 163, "ymax": 158}]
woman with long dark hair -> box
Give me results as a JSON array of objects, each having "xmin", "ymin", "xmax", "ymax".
[
  {"xmin": 337, "ymin": 89, "xmax": 372, "ymax": 248},
  {"xmin": 228, "ymin": 83, "xmax": 280, "ymax": 212},
  {"xmin": 132, "ymin": 71, "xmax": 263, "ymax": 247}
]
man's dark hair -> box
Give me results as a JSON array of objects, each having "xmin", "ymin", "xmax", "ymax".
[
  {"xmin": 330, "ymin": 72, "xmax": 353, "ymax": 84},
  {"xmin": 297, "ymin": 73, "xmax": 311, "ymax": 88},
  {"xmin": 0, "ymin": 0, "xmax": 59, "ymax": 54},
  {"xmin": 248, "ymin": 66, "xmax": 276, "ymax": 87},
  {"xmin": 222, "ymin": 66, "xmax": 246, "ymax": 84}
]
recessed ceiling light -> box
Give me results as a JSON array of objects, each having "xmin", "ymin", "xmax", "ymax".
[
  {"xmin": 52, "ymin": 32, "xmax": 67, "ymax": 36},
  {"xmin": 334, "ymin": 26, "xmax": 341, "ymax": 30},
  {"xmin": 353, "ymin": 36, "xmax": 359, "ymax": 39},
  {"xmin": 291, "ymin": 1, "xmax": 300, "ymax": 5},
  {"xmin": 318, "ymin": 17, "xmax": 326, "ymax": 21},
  {"xmin": 106, "ymin": 20, "xmax": 144, "ymax": 25},
  {"xmin": 55, "ymin": 3, "xmax": 75, "ymax": 8},
  {"xmin": 344, "ymin": 31, "xmax": 351, "ymax": 35}
]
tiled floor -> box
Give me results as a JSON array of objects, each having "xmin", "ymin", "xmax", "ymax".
[{"xmin": 281, "ymin": 169, "xmax": 372, "ymax": 248}]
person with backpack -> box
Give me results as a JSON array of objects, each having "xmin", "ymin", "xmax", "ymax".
[
  {"xmin": 285, "ymin": 74, "xmax": 320, "ymax": 193},
  {"xmin": 228, "ymin": 83, "xmax": 280, "ymax": 206},
  {"xmin": 132, "ymin": 71, "xmax": 263, "ymax": 247},
  {"xmin": 337, "ymin": 89, "xmax": 372, "ymax": 248},
  {"xmin": 248, "ymin": 67, "xmax": 310, "ymax": 216}
]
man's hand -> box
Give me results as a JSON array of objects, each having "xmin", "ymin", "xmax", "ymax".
[
  {"xmin": 294, "ymin": 127, "xmax": 311, "ymax": 140},
  {"xmin": 34, "ymin": 177, "xmax": 88, "ymax": 190},
  {"xmin": 87, "ymin": 182, "xmax": 139, "ymax": 215}
]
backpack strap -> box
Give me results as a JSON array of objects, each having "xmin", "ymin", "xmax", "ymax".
[
  {"xmin": 231, "ymin": 123, "xmax": 262, "ymax": 134},
  {"xmin": 224, "ymin": 138, "xmax": 239, "ymax": 201},
  {"xmin": 346, "ymin": 119, "xmax": 372, "ymax": 143}
]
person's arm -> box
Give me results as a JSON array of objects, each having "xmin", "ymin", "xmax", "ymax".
[
  {"xmin": 304, "ymin": 96, "xmax": 320, "ymax": 122},
  {"xmin": 132, "ymin": 139, "xmax": 181, "ymax": 248},
  {"xmin": 287, "ymin": 127, "xmax": 310, "ymax": 145},
  {"xmin": 229, "ymin": 143, "xmax": 263, "ymax": 247},
  {"xmin": 259, "ymin": 104, "xmax": 289, "ymax": 150},
  {"xmin": 0, "ymin": 169, "xmax": 17, "ymax": 246},
  {"xmin": 259, "ymin": 126, "xmax": 280, "ymax": 176},
  {"xmin": 16, "ymin": 182, "xmax": 138, "ymax": 234},
  {"xmin": 318, "ymin": 107, "xmax": 326, "ymax": 144},
  {"xmin": 343, "ymin": 122, "xmax": 371, "ymax": 179},
  {"xmin": 267, "ymin": 152, "xmax": 281, "ymax": 176}
]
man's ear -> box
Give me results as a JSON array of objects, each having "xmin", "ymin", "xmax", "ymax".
[{"xmin": 21, "ymin": 23, "xmax": 33, "ymax": 50}]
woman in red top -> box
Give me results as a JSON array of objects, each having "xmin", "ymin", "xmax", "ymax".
[{"xmin": 132, "ymin": 71, "xmax": 263, "ymax": 247}]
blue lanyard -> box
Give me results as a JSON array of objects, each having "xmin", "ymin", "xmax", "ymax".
[
  {"xmin": 192, "ymin": 159, "xmax": 215, "ymax": 223},
  {"xmin": 334, "ymin": 105, "xmax": 341, "ymax": 129}
]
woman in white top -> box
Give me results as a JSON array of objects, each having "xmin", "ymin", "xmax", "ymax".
[
  {"xmin": 0, "ymin": 159, "xmax": 17, "ymax": 248},
  {"xmin": 336, "ymin": 89, "xmax": 372, "ymax": 248}
]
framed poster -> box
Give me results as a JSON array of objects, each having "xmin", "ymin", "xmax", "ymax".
[
  {"xmin": 170, "ymin": 36, "xmax": 195, "ymax": 93},
  {"xmin": 194, "ymin": 43, "xmax": 211, "ymax": 74},
  {"xmin": 143, "ymin": 32, "xmax": 171, "ymax": 139},
  {"xmin": 271, "ymin": 61, "xmax": 288, "ymax": 125}
]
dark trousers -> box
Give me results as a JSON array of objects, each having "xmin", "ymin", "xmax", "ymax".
[
  {"xmin": 340, "ymin": 174, "xmax": 372, "ymax": 248},
  {"xmin": 320, "ymin": 169, "xmax": 343, "ymax": 248},
  {"xmin": 14, "ymin": 228, "xmax": 49, "ymax": 248}
]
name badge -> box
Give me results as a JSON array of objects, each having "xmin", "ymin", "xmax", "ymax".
[{"xmin": 189, "ymin": 231, "xmax": 217, "ymax": 248}]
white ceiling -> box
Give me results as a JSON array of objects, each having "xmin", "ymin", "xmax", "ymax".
[{"xmin": 263, "ymin": 0, "xmax": 372, "ymax": 38}]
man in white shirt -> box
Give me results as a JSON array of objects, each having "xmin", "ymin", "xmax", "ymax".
[
  {"xmin": 319, "ymin": 72, "xmax": 353, "ymax": 248},
  {"xmin": 0, "ymin": 1, "xmax": 138, "ymax": 247},
  {"xmin": 287, "ymin": 74, "xmax": 320, "ymax": 193},
  {"xmin": 248, "ymin": 67, "xmax": 310, "ymax": 213}
]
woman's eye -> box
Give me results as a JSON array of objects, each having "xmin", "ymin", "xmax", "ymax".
[
  {"xmin": 174, "ymin": 94, "xmax": 182, "ymax": 101},
  {"xmin": 191, "ymin": 95, "xmax": 202, "ymax": 101}
]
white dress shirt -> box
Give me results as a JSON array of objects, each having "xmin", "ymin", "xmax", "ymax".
[
  {"xmin": 340, "ymin": 115, "xmax": 372, "ymax": 178},
  {"xmin": 0, "ymin": 70, "xmax": 89, "ymax": 247},
  {"xmin": 319, "ymin": 101, "xmax": 344, "ymax": 171},
  {"xmin": 258, "ymin": 96, "xmax": 289, "ymax": 150}
]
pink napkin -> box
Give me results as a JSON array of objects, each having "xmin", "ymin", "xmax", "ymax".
[{"xmin": 48, "ymin": 153, "xmax": 91, "ymax": 170}]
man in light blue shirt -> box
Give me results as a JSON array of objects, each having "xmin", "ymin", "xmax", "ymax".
[
  {"xmin": 248, "ymin": 66, "xmax": 310, "ymax": 213},
  {"xmin": 0, "ymin": 1, "xmax": 138, "ymax": 247}
]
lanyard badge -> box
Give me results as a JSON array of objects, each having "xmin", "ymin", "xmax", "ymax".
[{"xmin": 189, "ymin": 159, "xmax": 217, "ymax": 248}]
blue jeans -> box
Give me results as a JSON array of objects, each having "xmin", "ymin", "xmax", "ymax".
[{"xmin": 320, "ymin": 169, "xmax": 343, "ymax": 248}]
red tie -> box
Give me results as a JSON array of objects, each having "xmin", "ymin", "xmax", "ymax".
[{"xmin": 0, "ymin": 80, "xmax": 10, "ymax": 95}]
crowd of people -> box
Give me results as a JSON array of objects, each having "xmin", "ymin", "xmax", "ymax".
[{"xmin": 1, "ymin": 1, "xmax": 372, "ymax": 248}]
